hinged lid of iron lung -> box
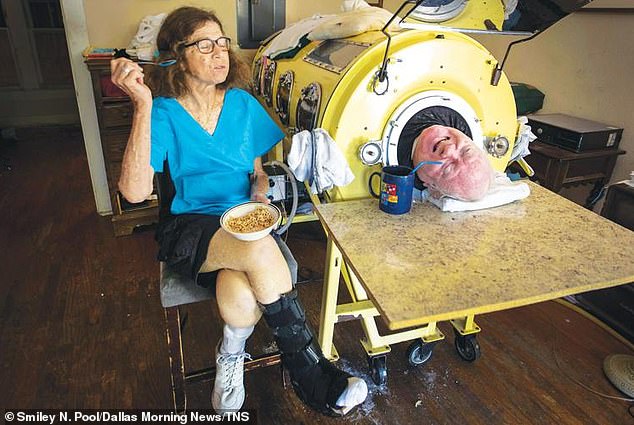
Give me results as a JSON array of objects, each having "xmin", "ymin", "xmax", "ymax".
[{"xmin": 402, "ymin": 0, "xmax": 593, "ymax": 35}]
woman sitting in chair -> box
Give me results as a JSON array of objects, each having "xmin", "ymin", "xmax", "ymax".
[{"xmin": 111, "ymin": 6, "xmax": 367, "ymax": 417}]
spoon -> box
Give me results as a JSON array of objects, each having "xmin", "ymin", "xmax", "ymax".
[
  {"xmin": 137, "ymin": 59, "xmax": 177, "ymax": 67},
  {"xmin": 410, "ymin": 160, "xmax": 443, "ymax": 175}
]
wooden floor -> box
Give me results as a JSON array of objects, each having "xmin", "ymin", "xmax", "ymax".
[{"xmin": 1, "ymin": 127, "xmax": 633, "ymax": 424}]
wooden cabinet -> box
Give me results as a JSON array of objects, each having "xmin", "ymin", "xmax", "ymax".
[
  {"xmin": 523, "ymin": 141, "xmax": 626, "ymax": 209},
  {"xmin": 85, "ymin": 58, "xmax": 158, "ymax": 236}
]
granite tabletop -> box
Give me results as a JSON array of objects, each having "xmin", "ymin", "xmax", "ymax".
[{"xmin": 314, "ymin": 181, "xmax": 634, "ymax": 330}]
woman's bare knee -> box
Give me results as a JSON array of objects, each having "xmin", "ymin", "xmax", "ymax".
[
  {"xmin": 243, "ymin": 237, "xmax": 283, "ymax": 269},
  {"xmin": 241, "ymin": 238, "xmax": 292, "ymax": 302},
  {"xmin": 216, "ymin": 270, "xmax": 261, "ymax": 327},
  {"xmin": 204, "ymin": 232, "xmax": 292, "ymax": 304}
]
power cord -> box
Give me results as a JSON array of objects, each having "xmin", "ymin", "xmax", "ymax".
[{"xmin": 587, "ymin": 185, "xmax": 608, "ymax": 210}]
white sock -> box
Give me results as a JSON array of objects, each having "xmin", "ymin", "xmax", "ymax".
[
  {"xmin": 335, "ymin": 377, "xmax": 368, "ymax": 408},
  {"xmin": 220, "ymin": 324, "xmax": 254, "ymax": 355}
]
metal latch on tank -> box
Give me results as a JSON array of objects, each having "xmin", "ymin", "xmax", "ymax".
[
  {"xmin": 484, "ymin": 135, "xmax": 510, "ymax": 158},
  {"xmin": 371, "ymin": 58, "xmax": 403, "ymax": 96},
  {"xmin": 359, "ymin": 140, "xmax": 384, "ymax": 166}
]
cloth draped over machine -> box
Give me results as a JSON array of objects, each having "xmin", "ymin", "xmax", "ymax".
[
  {"xmin": 262, "ymin": 1, "xmax": 397, "ymax": 60},
  {"xmin": 288, "ymin": 129, "xmax": 355, "ymax": 194},
  {"xmin": 252, "ymin": 0, "xmax": 594, "ymax": 205}
]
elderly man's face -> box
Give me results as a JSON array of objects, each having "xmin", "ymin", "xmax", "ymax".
[{"xmin": 412, "ymin": 125, "xmax": 493, "ymax": 201}]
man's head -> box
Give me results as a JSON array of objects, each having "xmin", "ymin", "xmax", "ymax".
[{"xmin": 412, "ymin": 125, "xmax": 494, "ymax": 201}]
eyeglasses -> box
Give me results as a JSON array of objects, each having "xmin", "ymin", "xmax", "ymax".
[{"xmin": 182, "ymin": 37, "xmax": 231, "ymax": 54}]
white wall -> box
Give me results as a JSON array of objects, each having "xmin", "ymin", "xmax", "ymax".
[{"xmin": 474, "ymin": 10, "xmax": 634, "ymax": 190}]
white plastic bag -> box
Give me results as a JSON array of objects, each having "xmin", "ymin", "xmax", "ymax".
[
  {"xmin": 127, "ymin": 13, "xmax": 167, "ymax": 60},
  {"xmin": 341, "ymin": 0, "xmax": 372, "ymax": 11}
]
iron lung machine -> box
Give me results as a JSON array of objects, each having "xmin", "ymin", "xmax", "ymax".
[
  {"xmin": 251, "ymin": 0, "xmax": 593, "ymax": 201},
  {"xmin": 253, "ymin": 28, "xmax": 516, "ymax": 201}
]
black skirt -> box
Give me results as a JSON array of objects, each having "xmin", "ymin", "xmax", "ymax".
[{"xmin": 155, "ymin": 214, "xmax": 221, "ymax": 289}]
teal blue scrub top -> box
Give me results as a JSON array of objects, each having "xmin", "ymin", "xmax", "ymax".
[{"xmin": 150, "ymin": 88, "xmax": 284, "ymax": 216}]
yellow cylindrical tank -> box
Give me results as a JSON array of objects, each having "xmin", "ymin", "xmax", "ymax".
[{"xmin": 253, "ymin": 27, "xmax": 517, "ymax": 201}]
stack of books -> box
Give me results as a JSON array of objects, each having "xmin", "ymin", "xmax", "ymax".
[{"xmin": 83, "ymin": 47, "xmax": 116, "ymax": 59}]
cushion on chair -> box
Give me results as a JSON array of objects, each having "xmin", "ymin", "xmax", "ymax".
[{"xmin": 159, "ymin": 235, "xmax": 298, "ymax": 308}]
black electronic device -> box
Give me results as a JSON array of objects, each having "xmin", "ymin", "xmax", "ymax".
[
  {"xmin": 264, "ymin": 164, "xmax": 287, "ymax": 202},
  {"xmin": 527, "ymin": 113, "xmax": 623, "ymax": 152},
  {"xmin": 263, "ymin": 164, "xmax": 310, "ymax": 208}
]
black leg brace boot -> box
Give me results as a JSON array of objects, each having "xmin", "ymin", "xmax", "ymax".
[{"xmin": 261, "ymin": 290, "xmax": 357, "ymax": 416}]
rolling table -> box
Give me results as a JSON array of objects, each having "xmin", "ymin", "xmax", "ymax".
[{"xmin": 314, "ymin": 181, "xmax": 634, "ymax": 384}]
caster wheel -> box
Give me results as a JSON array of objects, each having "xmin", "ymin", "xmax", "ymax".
[
  {"xmin": 407, "ymin": 340, "xmax": 433, "ymax": 366},
  {"xmin": 368, "ymin": 355, "xmax": 388, "ymax": 385},
  {"xmin": 454, "ymin": 334, "xmax": 481, "ymax": 362}
]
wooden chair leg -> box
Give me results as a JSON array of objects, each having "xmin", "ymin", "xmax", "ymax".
[{"xmin": 165, "ymin": 306, "xmax": 186, "ymax": 413}]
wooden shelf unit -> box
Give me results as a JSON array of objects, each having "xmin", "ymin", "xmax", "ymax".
[{"xmin": 523, "ymin": 141, "xmax": 626, "ymax": 209}]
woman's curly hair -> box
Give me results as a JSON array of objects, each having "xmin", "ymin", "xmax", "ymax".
[{"xmin": 145, "ymin": 7, "xmax": 250, "ymax": 97}]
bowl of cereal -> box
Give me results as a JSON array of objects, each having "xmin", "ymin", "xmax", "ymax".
[{"xmin": 220, "ymin": 201, "xmax": 282, "ymax": 241}]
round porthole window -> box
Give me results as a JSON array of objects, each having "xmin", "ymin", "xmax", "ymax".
[
  {"xmin": 262, "ymin": 61, "xmax": 277, "ymax": 107},
  {"xmin": 296, "ymin": 82, "xmax": 321, "ymax": 132},
  {"xmin": 276, "ymin": 71, "xmax": 294, "ymax": 126},
  {"xmin": 410, "ymin": 0, "xmax": 467, "ymax": 23},
  {"xmin": 252, "ymin": 57, "xmax": 263, "ymax": 96}
]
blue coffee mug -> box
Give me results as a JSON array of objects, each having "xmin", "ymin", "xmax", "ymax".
[{"xmin": 369, "ymin": 165, "xmax": 414, "ymax": 215}]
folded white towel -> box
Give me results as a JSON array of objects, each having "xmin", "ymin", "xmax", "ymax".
[
  {"xmin": 417, "ymin": 172, "xmax": 530, "ymax": 212},
  {"xmin": 288, "ymin": 129, "xmax": 355, "ymax": 194}
]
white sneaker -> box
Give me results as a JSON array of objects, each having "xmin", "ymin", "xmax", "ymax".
[{"xmin": 212, "ymin": 341, "xmax": 251, "ymax": 413}]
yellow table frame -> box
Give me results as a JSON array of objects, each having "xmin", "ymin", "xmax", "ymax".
[
  {"xmin": 307, "ymin": 186, "xmax": 480, "ymax": 370},
  {"xmin": 317, "ymin": 235, "xmax": 481, "ymax": 383}
]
